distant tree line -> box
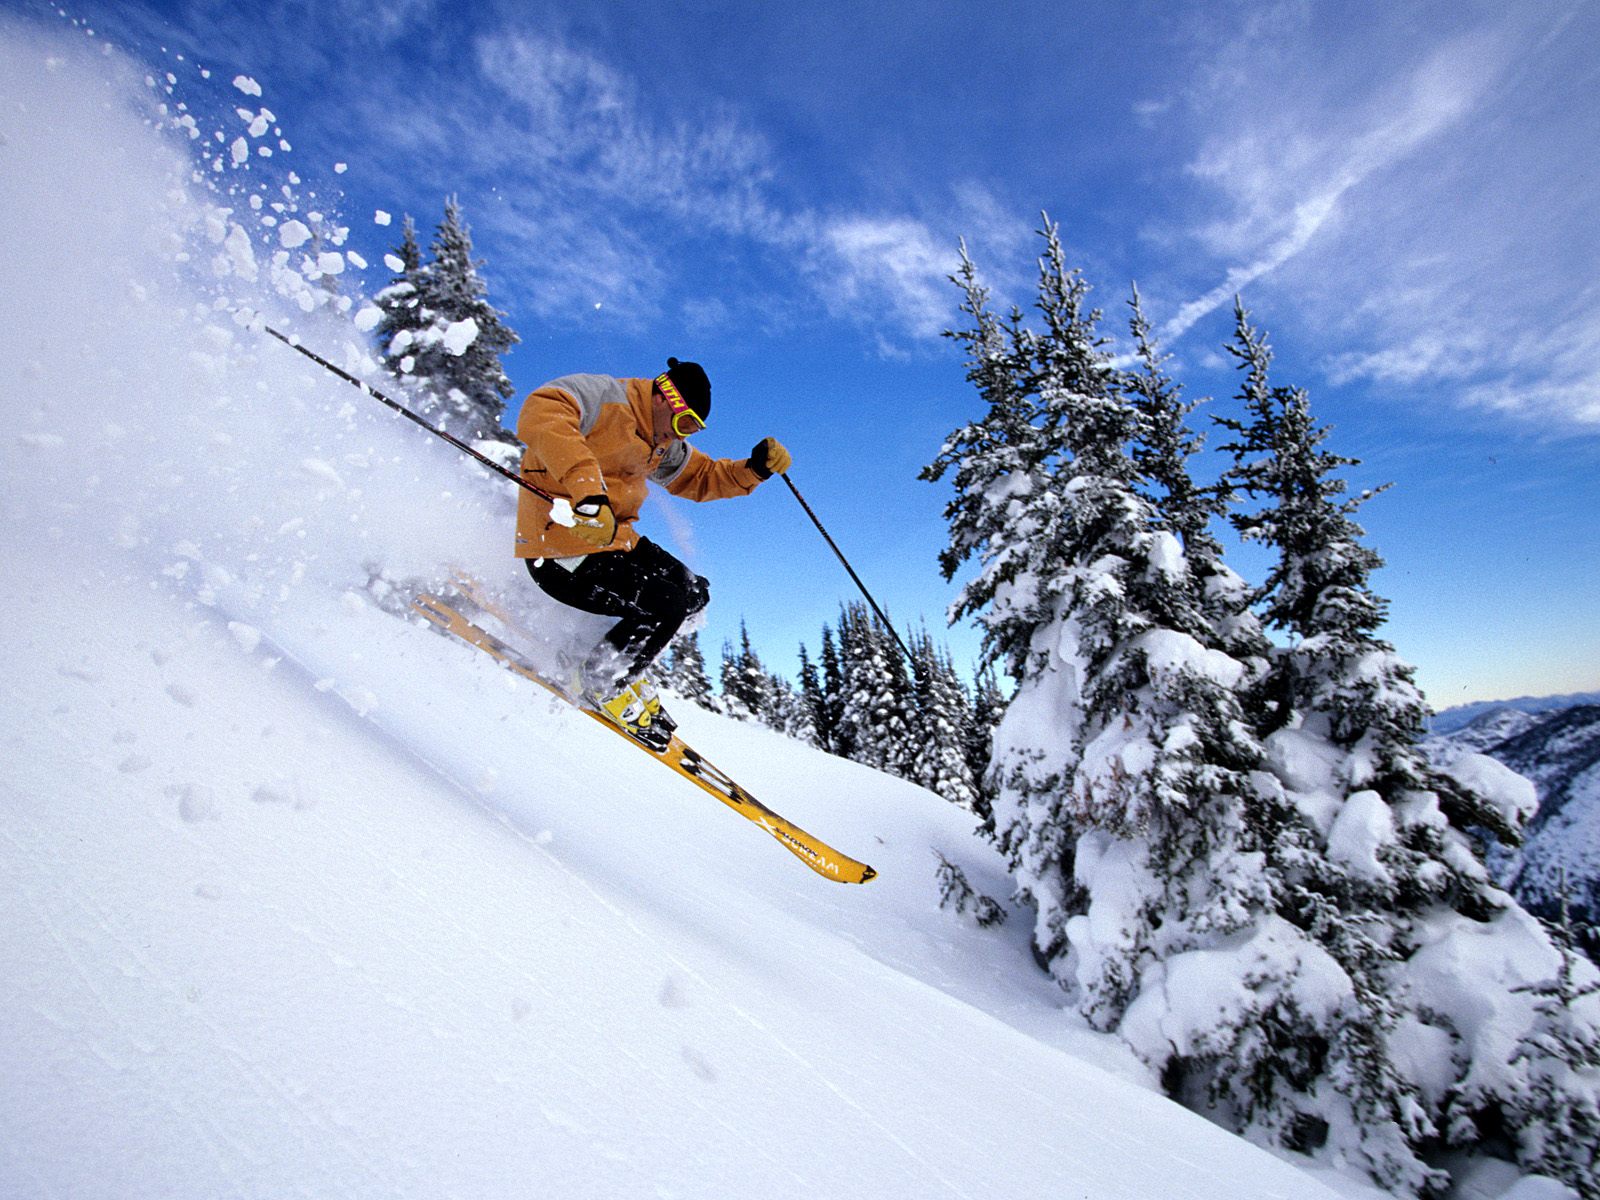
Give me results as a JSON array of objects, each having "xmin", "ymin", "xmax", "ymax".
[{"xmin": 658, "ymin": 607, "xmax": 1006, "ymax": 816}]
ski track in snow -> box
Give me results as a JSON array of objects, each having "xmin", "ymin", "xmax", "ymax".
[{"xmin": 0, "ymin": 16, "xmax": 1385, "ymax": 1200}]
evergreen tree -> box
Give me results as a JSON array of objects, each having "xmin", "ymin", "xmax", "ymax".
[
  {"xmin": 398, "ymin": 198, "xmax": 521, "ymax": 448},
  {"xmin": 373, "ymin": 215, "xmax": 429, "ymax": 381},
  {"xmin": 771, "ymin": 676, "xmax": 817, "ymax": 746},
  {"xmin": 719, "ymin": 622, "xmax": 780, "ymax": 725},
  {"xmin": 661, "ymin": 629, "xmax": 717, "ymax": 711},
  {"xmin": 794, "ymin": 643, "xmax": 829, "ymax": 751},
  {"xmin": 919, "ymin": 238, "xmax": 1049, "ymax": 677},
  {"xmin": 965, "ymin": 663, "xmax": 1005, "ymax": 826},
  {"xmin": 1125, "ymin": 285, "xmax": 1223, "ymax": 564},
  {"xmin": 835, "ymin": 602, "xmax": 914, "ymax": 776},
  {"xmin": 907, "ymin": 629, "xmax": 980, "ymax": 810},
  {"xmin": 993, "ymin": 224, "xmax": 1284, "ymax": 1031},
  {"xmin": 819, "ymin": 626, "xmax": 848, "ymax": 758},
  {"xmin": 935, "ymin": 851, "xmax": 1008, "ymax": 928},
  {"xmin": 929, "ymin": 229, "xmax": 1462, "ymax": 1195},
  {"xmin": 1205, "ymin": 298, "xmax": 1600, "ymax": 1196},
  {"xmin": 1500, "ymin": 898, "xmax": 1600, "ymax": 1194},
  {"xmin": 926, "ymin": 227, "xmax": 1600, "ymax": 1196}
]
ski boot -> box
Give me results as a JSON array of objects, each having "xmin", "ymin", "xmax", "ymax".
[
  {"xmin": 631, "ymin": 676, "xmax": 677, "ymax": 741},
  {"xmin": 587, "ymin": 677, "xmax": 673, "ymax": 752}
]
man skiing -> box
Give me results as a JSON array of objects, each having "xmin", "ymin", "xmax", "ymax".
[{"xmin": 515, "ymin": 358, "xmax": 790, "ymax": 750}]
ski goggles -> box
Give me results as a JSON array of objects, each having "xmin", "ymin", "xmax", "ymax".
[{"xmin": 655, "ymin": 372, "xmax": 707, "ymax": 438}]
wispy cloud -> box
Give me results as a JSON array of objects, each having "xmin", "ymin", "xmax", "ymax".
[
  {"xmin": 810, "ymin": 216, "xmax": 964, "ymax": 339},
  {"xmin": 75, "ymin": 7, "xmax": 1010, "ymax": 347},
  {"xmin": 457, "ymin": 30, "xmax": 970, "ymax": 342},
  {"xmin": 1330, "ymin": 309, "xmax": 1600, "ymax": 429},
  {"xmin": 1157, "ymin": 4, "xmax": 1600, "ymax": 429},
  {"xmin": 1161, "ymin": 27, "xmax": 1504, "ymax": 340}
]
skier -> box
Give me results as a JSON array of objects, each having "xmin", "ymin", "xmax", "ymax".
[{"xmin": 515, "ymin": 358, "xmax": 790, "ymax": 749}]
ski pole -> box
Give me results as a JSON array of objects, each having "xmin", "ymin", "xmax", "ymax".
[
  {"xmin": 779, "ymin": 472, "xmax": 912, "ymax": 661},
  {"xmin": 262, "ymin": 325, "xmax": 557, "ymax": 504}
]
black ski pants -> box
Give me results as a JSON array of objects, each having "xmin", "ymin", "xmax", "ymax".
[{"xmin": 527, "ymin": 538, "xmax": 709, "ymax": 689}]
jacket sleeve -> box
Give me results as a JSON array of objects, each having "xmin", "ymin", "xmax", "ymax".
[
  {"xmin": 516, "ymin": 385, "xmax": 607, "ymax": 500},
  {"xmin": 661, "ymin": 445, "xmax": 764, "ymax": 502}
]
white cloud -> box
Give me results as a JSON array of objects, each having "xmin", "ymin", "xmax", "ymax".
[
  {"xmin": 1156, "ymin": 6, "xmax": 1600, "ymax": 429},
  {"xmin": 812, "ymin": 216, "xmax": 962, "ymax": 340},
  {"xmin": 430, "ymin": 31, "xmax": 980, "ymax": 343},
  {"xmin": 471, "ymin": 33, "xmax": 782, "ymax": 233},
  {"xmin": 1163, "ymin": 27, "xmax": 1505, "ymax": 341},
  {"xmin": 1331, "ymin": 314, "xmax": 1600, "ymax": 431}
]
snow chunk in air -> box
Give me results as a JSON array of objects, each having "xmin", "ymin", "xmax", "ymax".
[
  {"xmin": 228, "ymin": 622, "xmax": 263, "ymax": 654},
  {"xmin": 232, "ymin": 74, "xmax": 262, "ymax": 96},
  {"xmin": 278, "ymin": 220, "xmax": 311, "ymax": 249},
  {"xmin": 441, "ymin": 318, "xmax": 479, "ymax": 357}
]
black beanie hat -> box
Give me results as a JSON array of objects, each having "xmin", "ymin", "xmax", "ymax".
[{"xmin": 665, "ymin": 357, "xmax": 711, "ymax": 422}]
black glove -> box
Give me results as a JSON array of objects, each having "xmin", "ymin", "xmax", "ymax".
[
  {"xmin": 571, "ymin": 494, "xmax": 616, "ymax": 548},
  {"xmin": 747, "ymin": 437, "xmax": 792, "ymax": 480}
]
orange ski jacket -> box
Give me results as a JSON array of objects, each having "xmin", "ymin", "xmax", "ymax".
[{"xmin": 514, "ymin": 373, "xmax": 764, "ymax": 559}]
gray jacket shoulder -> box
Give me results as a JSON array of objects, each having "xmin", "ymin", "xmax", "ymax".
[{"xmin": 542, "ymin": 374, "xmax": 628, "ymax": 435}]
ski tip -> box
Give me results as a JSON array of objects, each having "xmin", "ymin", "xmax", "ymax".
[{"xmin": 858, "ymin": 865, "xmax": 878, "ymax": 884}]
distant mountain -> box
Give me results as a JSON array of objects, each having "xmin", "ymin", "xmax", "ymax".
[
  {"xmin": 1433, "ymin": 705, "xmax": 1543, "ymax": 752},
  {"xmin": 1429, "ymin": 690, "xmax": 1600, "ymax": 734},
  {"xmin": 1433, "ymin": 705, "xmax": 1600, "ymax": 960}
]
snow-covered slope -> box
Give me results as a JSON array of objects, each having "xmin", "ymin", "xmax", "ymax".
[
  {"xmin": 0, "ymin": 19, "xmax": 1383, "ymax": 1199},
  {"xmin": 1429, "ymin": 701, "xmax": 1600, "ymax": 959},
  {"xmin": 1495, "ymin": 707, "xmax": 1600, "ymax": 942}
]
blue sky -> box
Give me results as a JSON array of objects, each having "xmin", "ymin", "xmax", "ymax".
[{"xmin": 20, "ymin": 0, "xmax": 1600, "ymax": 707}]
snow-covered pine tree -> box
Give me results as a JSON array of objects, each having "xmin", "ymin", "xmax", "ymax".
[
  {"xmin": 1501, "ymin": 896, "xmax": 1600, "ymax": 1193},
  {"xmin": 404, "ymin": 198, "xmax": 521, "ymax": 451},
  {"xmin": 660, "ymin": 628, "xmax": 717, "ymax": 711},
  {"xmin": 794, "ymin": 643, "xmax": 829, "ymax": 751},
  {"xmin": 819, "ymin": 626, "xmax": 848, "ymax": 759},
  {"xmin": 719, "ymin": 621, "xmax": 781, "ymax": 725},
  {"xmin": 1125, "ymin": 286, "xmax": 1235, "ymax": 594},
  {"xmin": 966, "ymin": 663, "xmax": 1005, "ymax": 825},
  {"xmin": 999, "ymin": 224, "xmax": 1287, "ymax": 1017},
  {"xmin": 930, "ymin": 227, "xmax": 1441, "ymax": 1193},
  {"xmin": 919, "ymin": 238, "xmax": 1050, "ymax": 677},
  {"xmin": 1212, "ymin": 297, "xmax": 1600, "ymax": 1197},
  {"xmin": 907, "ymin": 628, "xmax": 980, "ymax": 810},
  {"xmin": 373, "ymin": 215, "xmax": 429, "ymax": 382},
  {"xmin": 1125, "ymin": 284, "xmax": 1275, "ymax": 741},
  {"xmin": 935, "ymin": 851, "xmax": 1008, "ymax": 927},
  {"xmin": 835, "ymin": 601, "xmax": 914, "ymax": 776},
  {"xmin": 772, "ymin": 676, "xmax": 819, "ymax": 747}
]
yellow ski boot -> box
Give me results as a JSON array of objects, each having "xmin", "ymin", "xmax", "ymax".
[{"xmin": 589, "ymin": 678, "xmax": 672, "ymax": 751}]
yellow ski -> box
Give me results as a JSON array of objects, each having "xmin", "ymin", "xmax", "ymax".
[{"xmin": 410, "ymin": 591, "xmax": 876, "ymax": 885}]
